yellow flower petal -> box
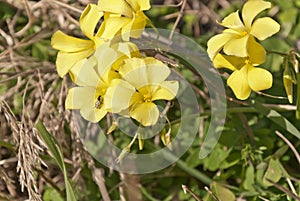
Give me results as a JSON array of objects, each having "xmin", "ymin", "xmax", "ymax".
[
  {"xmin": 97, "ymin": 16, "xmax": 128, "ymax": 39},
  {"xmin": 207, "ymin": 33, "xmax": 235, "ymax": 60},
  {"xmin": 69, "ymin": 58, "xmax": 87, "ymax": 84},
  {"xmin": 120, "ymin": 57, "xmax": 171, "ymax": 89},
  {"xmin": 66, "ymin": 87, "xmax": 96, "ymax": 109},
  {"xmin": 98, "ymin": 0, "xmax": 132, "ymax": 17},
  {"xmin": 104, "ymin": 79, "xmax": 136, "ymax": 113},
  {"xmin": 80, "ymin": 105, "xmax": 107, "ymax": 123},
  {"xmin": 130, "ymin": 11, "xmax": 148, "ymax": 38},
  {"xmin": 126, "ymin": 0, "xmax": 151, "ymax": 11},
  {"xmin": 130, "ymin": 102, "xmax": 159, "ymax": 126},
  {"xmin": 218, "ymin": 11, "xmax": 245, "ymax": 32},
  {"xmin": 69, "ymin": 56, "xmax": 100, "ymax": 87},
  {"xmin": 227, "ymin": 65, "xmax": 251, "ymax": 100},
  {"xmin": 56, "ymin": 49, "xmax": 94, "ymax": 77},
  {"xmin": 152, "ymin": 81, "xmax": 179, "ymax": 101},
  {"xmin": 242, "ymin": 0, "xmax": 271, "ymax": 30},
  {"xmin": 213, "ymin": 53, "xmax": 246, "ymax": 71},
  {"xmin": 51, "ymin": 30, "xmax": 94, "ymax": 52},
  {"xmin": 80, "ymin": 4, "xmax": 103, "ymax": 39},
  {"xmin": 247, "ymin": 36, "xmax": 266, "ymax": 65},
  {"xmin": 121, "ymin": 18, "xmax": 135, "ymax": 41},
  {"xmin": 66, "ymin": 87, "xmax": 106, "ymax": 122},
  {"xmin": 114, "ymin": 42, "xmax": 140, "ymax": 59},
  {"xmin": 93, "ymin": 42, "xmax": 118, "ymax": 78},
  {"xmin": 223, "ymin": 35, "xmax": 249, "ymax": 57},
  {"xmin": 250, "ymin": 17, "xmax": 280, "ymax": 40},
  {"xmin": 247, "ymin": 65, "xmax": 273, "ymax": 91}
]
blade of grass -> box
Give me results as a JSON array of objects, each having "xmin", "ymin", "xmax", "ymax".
[
  {"xmin": 252, "ymin": 101, "xmax": 300, "ymax": 139},
  {"xmin": 35, "ymin": 120, "xmax": 77, "ymax": 201}
]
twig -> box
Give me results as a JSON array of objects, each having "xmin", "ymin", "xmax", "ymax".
[
  {"xmin": 258, "ymin": 196, "xmax": 271, "ymax": 201},
  {"xmin": 15, "ymin": 0, "xmax": 34, "ymax": 37},
  {"xmin": 93, "ymin": 168, "xmax": 111, "ymax": 201},
  {"xmin": 255, "ymin": 91, "xmax": 288, "ymax": 100},
  {"xmin": 238, "ymin": 113, "xmax": 255, "ymax": 146},
  {"xmin": 0, "ymin": 157, "xmax": 18, "ymax": 166},
  {"xmin": 275, "ymin": 130, "xmax": 300, "ymax": 165},
  {"xmin": 44, "ymin": 0, "xmax": 82, "ymax": 14},
  {"xmin": 153, "ymin": 0, "xmax": 183, "ymax": 8},
  {"xmin": 182, "ymin": 185, "xmax": 203, "ymax": 201},
  {"xmin": 169, "ymin": 0, "xmax": 187, "ymax": 40},
  {"xmin": 266, "ymin": 179, "xmax": 300, "ymax": 201},
  {"xmin": 204, "ymin": 186, "xmax": 220, "ymax": 201}
]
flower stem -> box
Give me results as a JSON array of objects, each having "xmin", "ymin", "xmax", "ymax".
[{"xmin": 267, "ymin": 50, "xmax": 288, "ymax": 57}]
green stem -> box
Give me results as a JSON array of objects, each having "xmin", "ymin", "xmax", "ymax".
[
  {"xmin": 267, "ymin": 50, "xmax": 288, "ymax": 57},
  {"xmin": 146, "ymin": 142, "xmax": 212, "ymax": 185},
  {"xmin": 296, "ymin": 73, "xmax": 300, "ymax": 119}
]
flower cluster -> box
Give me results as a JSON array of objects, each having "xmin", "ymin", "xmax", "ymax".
[
  {"xmin": 51, "ymin": 0, "xmax": 178, "ymax": 127},
  {"xmin": 207, "ymin": 0, "xmax": 280, "ymax": 100}
]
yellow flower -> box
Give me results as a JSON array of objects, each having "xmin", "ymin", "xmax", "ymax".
[
  {"xmin": 65, "ymin": 43, "xmax": 120, "ymax": 122},
  {"xmin": 207, "ymin": 0, "xmax": 280, "ymax": 60},
  {"xmin": 51, "ymin": 4, "xmax": 104, "ymax": 77},
  {"xmin": 213, "ymin": 53, "xmax": 273, "ymax": 100},
  {"xmin": 97, "ymin": 0, "xmax": 151, "ymax": 41},
  {"xmin": 104, "ymin": 57, "xmax": 178, "ymax": 126}
]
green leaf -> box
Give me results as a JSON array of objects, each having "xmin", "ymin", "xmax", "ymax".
[
  {"xmin": 211, "ymin": 182, "xmax": 236, "ymax": 201},
  {"xmin": 43, "ymin": 187, "xmax": 64, "ymax": 201},
  {"xmin": 243, "ymin": 163, "xmax": 255, "ymax": 191},
  {"xmin": 263, "ymin": 159, "xmax": 282, "ymax": 187},
  {"xmin": 35, "ymin": 120, "xmax": 77, "ymax": 201},
  {"xmin": 203, "ymin": 146, "xmax": 231, "ymax": 171},
  {"xmin": 252, "ymin": 101, "xmax": 300, "ymax": 139}
]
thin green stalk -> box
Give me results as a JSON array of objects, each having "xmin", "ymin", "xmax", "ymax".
[
  {"xmin": 146, "ymin": 142, "xmax": 212, "ymax": 185},
  {"xmin": 296, "ymin": 73, "xmax": 300, "ymax": 119},
  {"xmin": 267, "ymin": 50, "xmax": 288, "ymax": 57}
]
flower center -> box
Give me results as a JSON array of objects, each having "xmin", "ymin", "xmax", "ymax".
[
  {"xmin": 240, "ymin": 31, "xmax": 248, "ymax": 37},
  {"xmin": 143, "ymin": 94, "xmax": 152, "ymax": 102}
]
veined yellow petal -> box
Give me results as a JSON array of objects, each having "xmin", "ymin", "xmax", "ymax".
[
  {"xmin": 227, "ymin": 66, "xmax": 251, "ymax": 100},
  {"xmin": 242, "ymin": 0, "xmax": 271, "ymax": 30},
  {"xmin": 56, "ymin": 49, "xmax": 94, "ymax": 77},
  {"xmin": 223, "ymin": 35, "xmax": 249, "ymax": 57},
  {"xmin": 114, "ymin": 42, "xmax": 140, "ymax": 59},
  {"xmin": 152, "ymin": 81, "xmax": 179, "ymax": 101},
  {"xmin": 121, "ymin": 18, "xmax": 135, "ymax": 41},
  {"xmin": 247, "ymin": 36, "xmax": 266, "ymax": 65},
  {"xmin": 130, "ymin": 12, "xmax": 148, "ymax": 38},
  {"xmin": 65, "ymin": 87, "xmax": 96, "ymax": 109},
  {"xmin": 145, "ymin": 58, "xmax": 171, "ymax": 84},
  {"xmin": 104, "ymin": 79, "xmax": 136, "ymax": 113},
  {"xmin": 69, "ymin": 56, "xmax": 100, "ymax": 87},
  {"xmin": 51, "ymin": 31, "xmax": 94, "ymax": 52},
  {"xmin": 69, "ymin": 58, "xmax": 87, "ymax": 84},
  {"xmin": 207, "ymin": 32, "xmax": 235, "ymax": 60},
  {"xmin": 126, "ymin": 0, "xmax": 151, "ymax": 11},
  {"xmin": 97, "ymin": 16, "xmax": 128, "ymax": 39},
  {"xmin": 80, "ymin": 4, "xmax": 103, "ymax": 39},
  {"xmin": 98, "ymin": 0, "xmax": 132, "ymax": 17},
  {"xmin": 93, "ymin": 42, "xmax": 118, "ymax": 78},
  {"xmin": 119, "ymin": 58, "xmax": 147, "ymax": 88},
  {"xmin": 80, "ymin": 104, "xmax": 107, "ymax": 123},
  {"xmin": 130, "ymin": 102, "xmax": 159, "ymax": 126},
  {"xmin": 218, "ymin": 11, "xmax": 246, "ymax": 32},
  {"xmin": 250, "ymin": 17, "xmax": 280, "ymax": 40},
  {"xmin": 213, "ymin": 53, "xmax": 246, "ymax": 71},
  {"xmin": 247, "ymin": 65, "xmax": 273, "ymax": 91}
]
